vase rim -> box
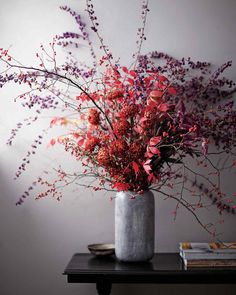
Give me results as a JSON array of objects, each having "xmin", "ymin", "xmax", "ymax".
[{"xmin": 117, "ymin": 189, "xmax": 152, "ymax": 195}]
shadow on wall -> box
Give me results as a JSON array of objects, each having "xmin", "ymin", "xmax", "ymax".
[
  {"xmin": 0, "ymin": 167, "xmax": 115, "ymax": 295},
  {"xmin": 0, "ymin": 168, "xmax": 76, "ymax": 294}
]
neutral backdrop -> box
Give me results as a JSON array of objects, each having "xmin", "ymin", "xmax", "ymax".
[{"xmin": 0, "ymin": 0, "xmax": 236, "ymax": 294}]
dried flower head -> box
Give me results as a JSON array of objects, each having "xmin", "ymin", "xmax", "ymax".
[{"xmin": 88, "ymin": 108, "xmax": 100, "ymax": 125}]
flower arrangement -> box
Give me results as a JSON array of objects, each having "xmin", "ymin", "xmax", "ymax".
[{"xmin": 1, "ymin": 1, "xmax": 236, "ymax": 236}]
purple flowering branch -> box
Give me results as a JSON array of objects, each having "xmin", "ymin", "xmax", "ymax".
[
  {"xmin": 133, "ymin": 0, "xmax": 149, "ymax": 69},
  {"xmin": 85, "ymin": 0, "xmax": 114, "ymax": 67},
  {"xmin": 1, "ymin": 58, "xmax": 115, "ymax": 132}
]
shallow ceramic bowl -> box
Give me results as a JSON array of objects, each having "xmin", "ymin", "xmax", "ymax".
[{"xmin": 88, "ymin": 243, "xmax": 115, "ymax": 256}]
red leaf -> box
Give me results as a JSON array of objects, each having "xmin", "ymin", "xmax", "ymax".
[
  {"xmin": 154, "ymin": 82, "xmax": 167, "ymax": 90},
  {"xmin": 144, "ymin": 76, "xmax": 152, "ymax": 86},
  {"xmin": 122, "ymin": 66, "xmax": 129, "ymax": 73},
  {"xmin": 112, "ymin": 182, "xmax": 130, "ymax": 191},
  {"xmin": 150, "ymin": 90, "xmax": 163, "ymax": 98},
  {"xmin": 147, "ymin": 151, "xmax": 154, "ymax": 158},
  {"xmin": 114, "ymin": 79, "xmax": 122, "ymax": 86},
  {"xmin": 48, "ymin": 138, "xmax": 56, "ymax": 147},
  {"xmin": 132, "ymin": 161, "xmax": 140, "ymax": 176},
  {"xmin": 149, "ymin": 136, "xmax": 162, "ymax": 146},
  {"xmin": 77, "ymin": 137, "xmax": 84, "ymax": 146},
  {"xmin": 159, "ymin": 103, "xmax": 169, "ymax": 112},
  {"xmin": 189, "ymin": 125, "xmax": 198, "ymax": 133},
  {"xmin": 147, "ymin": 99, "xmax": 159, "ymax": 107},
  {"xmin": 72, "ymin": 133, "xmax": 80, "ymax": 139},
  {"xmin": 163, "ymin": 131, "xmax": 168, "ymax": 137},
  {"xmin": 149, "ymin": 146, "xmax": 161, "ymax": 156},
  {"xmin": 50, "ymin": 117, "xmax": 60, "ymax": 126},
  {"xmin": 168, "ymin": 87, "xmax": 177, "ymax": 95},
  {"xmin": 159, "ymin": 75, "xmax": 168, "ymax": 82},
  {"xmin": 76, "ymin": 93, "xmax": 89, "ymax": 101},
  {"xmin": 127, "ymin": 78, "xmax": 134, "ymax": 85},
  {"xmin": 129, "ymin": 70, "xmax": 137, "ymax": 77}
]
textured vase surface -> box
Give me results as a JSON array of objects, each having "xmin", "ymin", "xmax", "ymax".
[{"xmin": 115, "ymin": 190, "xmax": 155, "ymax": 262}]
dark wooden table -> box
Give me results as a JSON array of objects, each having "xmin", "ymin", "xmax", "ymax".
[{"xmin": 63, "ymin": 253, "xmax": 236, "ymax": 295}]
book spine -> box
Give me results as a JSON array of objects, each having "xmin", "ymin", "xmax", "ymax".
[
  {"xmin": 182, "ymin": 252, "xmax": 236, "ymax": 260},
  {"xmin": 183, "ymin": 259, "xmax": 236, "ymax": 268},
  {"xmin": 181, "ymin": 249, "xmax": 236, "ymax": 254}
]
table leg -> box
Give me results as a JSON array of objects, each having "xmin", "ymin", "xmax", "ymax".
[{"xmin": 96, "ymin": 280, "xmax": 112, "ymax": 295}]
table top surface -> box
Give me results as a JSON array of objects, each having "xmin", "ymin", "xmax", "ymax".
[{"xmin": 63, "ymin": 253, "xmax": 236, "ymax": 280}]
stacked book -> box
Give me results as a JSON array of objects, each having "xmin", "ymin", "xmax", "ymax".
[{"xmin": 180, "ymin": 242, "xmax": 236, "ymax": 268}]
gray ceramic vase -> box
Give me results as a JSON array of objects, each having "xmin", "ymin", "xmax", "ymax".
[{"xmin": 115, "ymin": 190, "xmax": 155, "ymax": 262}]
